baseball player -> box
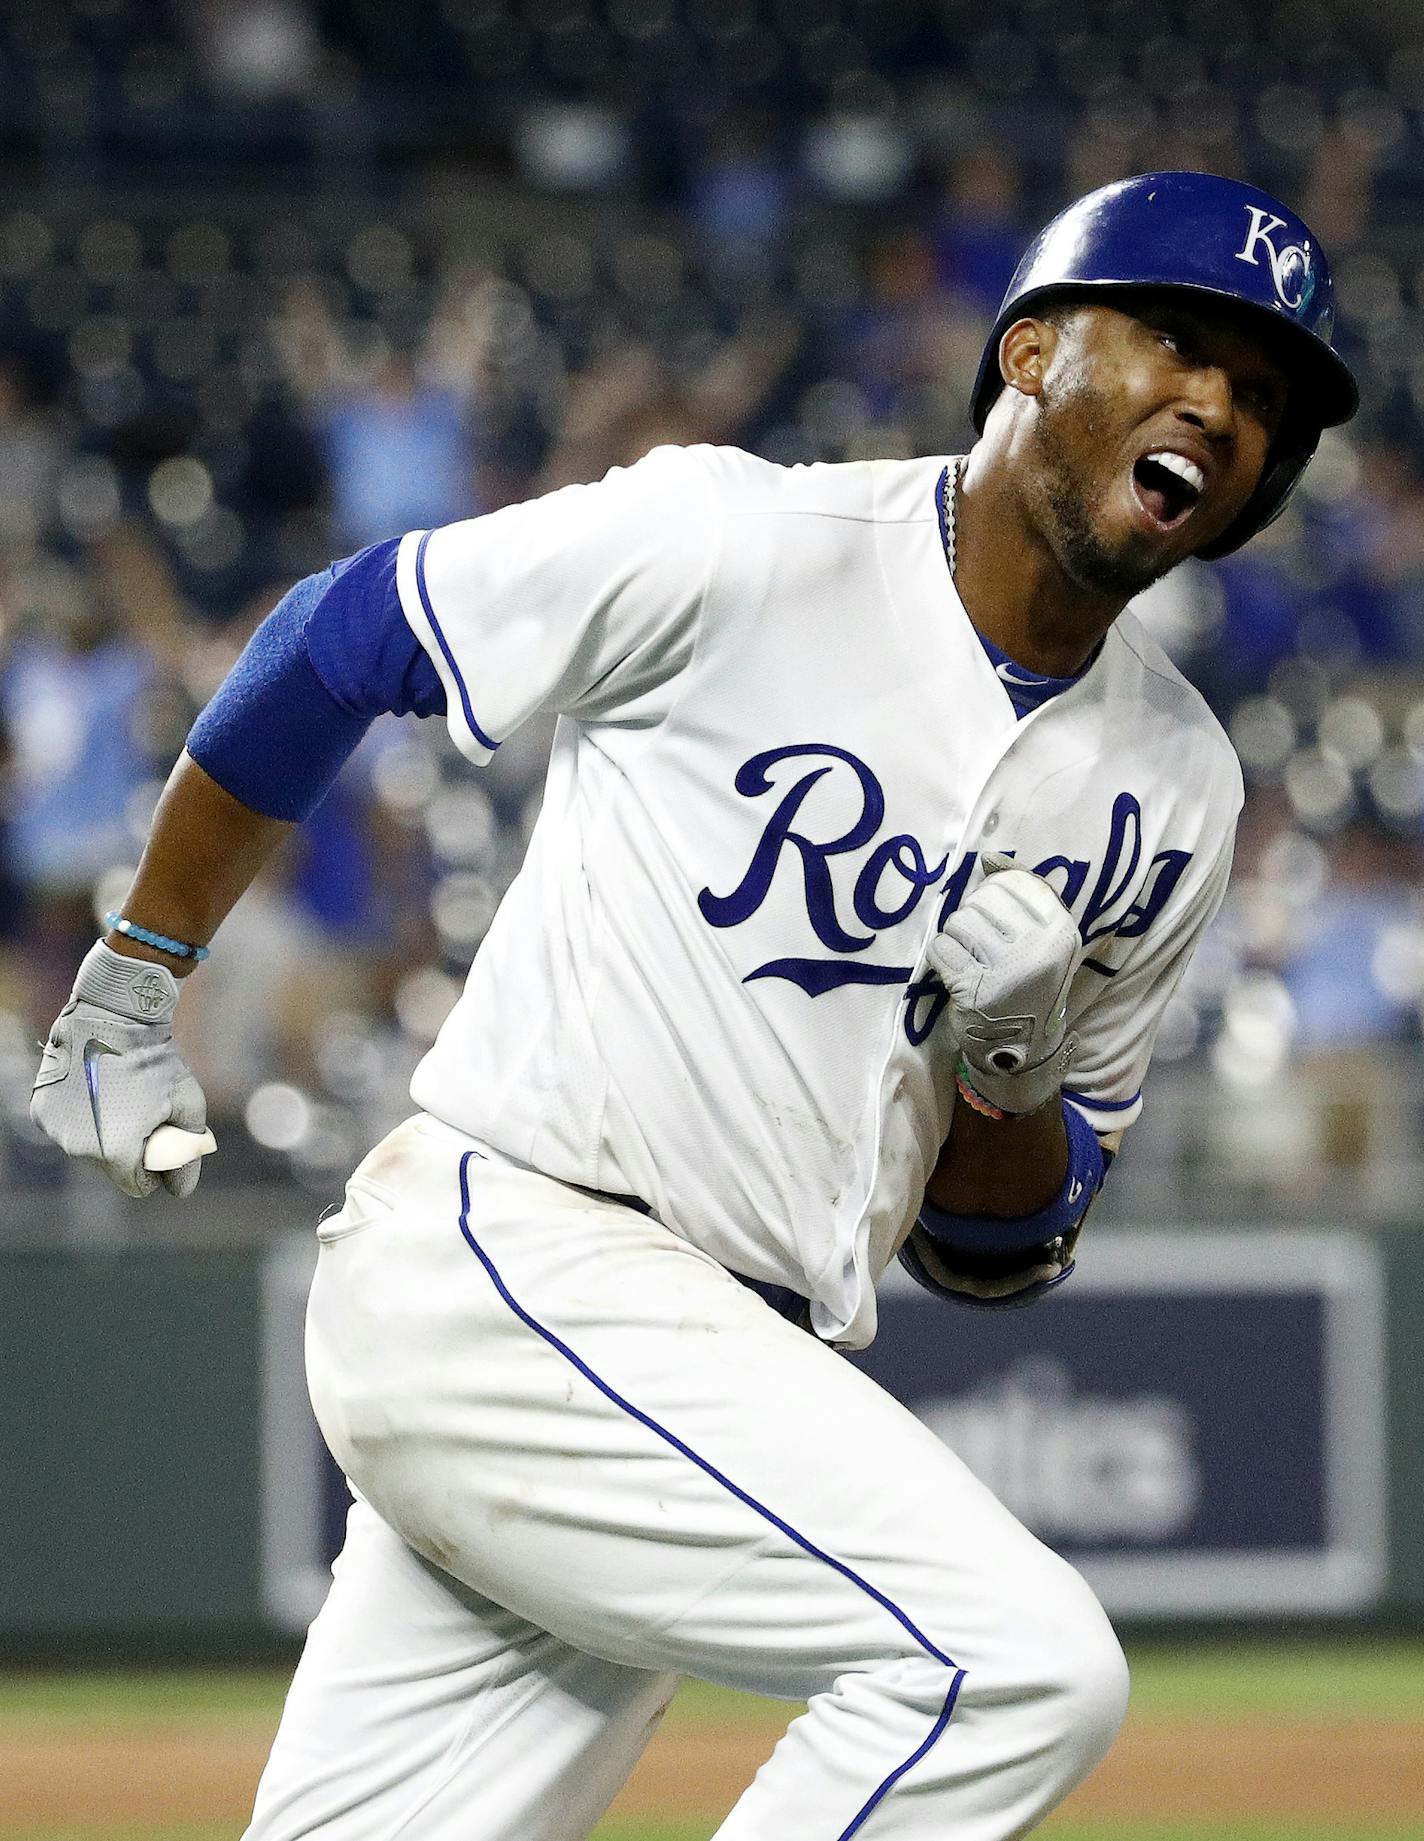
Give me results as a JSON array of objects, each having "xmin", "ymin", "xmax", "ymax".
[{"xmin": 34, "ymin": 173, "xmax": 1355, "ymax": 1839}]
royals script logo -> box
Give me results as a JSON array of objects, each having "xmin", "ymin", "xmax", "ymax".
[
  {"xmin": 1234, "ymin": 204, "xmax": 1314, "ymax": 314},
  {"xmin": 697, "ymin": 743, "xmax": 1193, "ymax": 1045}
]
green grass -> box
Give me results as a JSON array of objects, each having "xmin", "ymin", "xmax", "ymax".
[
  {"xmin": 1115, "ymin": 1636, "xmax": 1424, "ymax": 1720},
  {"xmin": 2, "ymin": 1636, "xmax": 1421, "ymax": 1732},
  {"xmin": 662, "ymin": 1635, "xmax": 1424, "ymax": 1727},
  {"xmin": 0, "ymin": 1667, "xmax": 290, "ymax": 1728}
]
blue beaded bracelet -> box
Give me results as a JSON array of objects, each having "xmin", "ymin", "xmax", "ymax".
[{"xmin": 105, "ymin": 912, "xmax": 210, "ymax": 962}]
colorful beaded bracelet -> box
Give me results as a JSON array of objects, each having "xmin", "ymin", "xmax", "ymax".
[
  {"xmin": 105, "ymin": 912, "xmax": 210, "ymax": 963},
  {"xmin": 954, "ymin": 1062, "xmax": 1008, "ymax": 1122}
]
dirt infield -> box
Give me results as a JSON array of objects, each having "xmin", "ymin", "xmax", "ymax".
[
  {"xmin": 610, "ymin": 1712, "xmax": 1424, "ymax": 1827},
  {"xmin": 3, "ymin": 1708, "xmax": 1421, "ymax": 1830}
]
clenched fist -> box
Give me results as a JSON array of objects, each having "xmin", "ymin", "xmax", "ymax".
[
  {"xmin": 31, "ymin": 941, "xmax": 210, "ymax": 1198},
  {"xmin": 929, "ymin": 853, "xmax": 1082, "ymax": 1117}
]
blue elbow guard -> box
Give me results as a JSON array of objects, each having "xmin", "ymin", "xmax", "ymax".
[
  {"xmin": 186, "ymin": 539, "xmax": 444, "ymax": 823},
  {"xmin": 917, "ymin": 1098, "xmax": 1107, "ymax": 1257},
  {"xmin": 901, "ymin": 1102, "xmax": 1110, "ymax": 1311}
]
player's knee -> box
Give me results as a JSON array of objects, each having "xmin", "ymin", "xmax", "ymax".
[
  {"xmin": 1063, "ymin": 1608, "xmax": 1130, "ymax": 1774},
  {"xmin": 1033, "ymin": 1581, "xmax": 1130, "ymax": 1781},
  {"xmin": 950, "ymin": 1554, "xmax": 1128, "ymax": 1785}
]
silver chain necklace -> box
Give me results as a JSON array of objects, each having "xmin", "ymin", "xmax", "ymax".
[
  {"xmin": 944, "ymin": 459, "xmax": 1090, "ymax": 687},
  {"xmin": 940, "ymin": 454, "xmax": 964, "ymax": 583}
]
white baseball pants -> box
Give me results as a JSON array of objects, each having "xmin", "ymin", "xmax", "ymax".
[{"xmin": 244, "ymin": 1112, "xmax": 1127, "ymax": 1840}]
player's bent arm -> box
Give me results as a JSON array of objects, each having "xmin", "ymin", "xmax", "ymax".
[
  {"xmin": 107, "ymin": 754, "xmax": 296, "ymax": 975},
  {"xmin": 117, "ymin": 536, "xmax": 446, "ymax": 966},
  {"xmin": 904, "ymin": 1101, "xmax": 1108, "ymax": 1311},
  {"xmin": 27, "ymin": 751, "xmax": 289, "ymax": 1200},
  {"xmin": 905, "ymin": 853, "xmax": 1099, "ymax": 1306},
  {"xmin": 32, "ymin": 542, "xmax": 442, "ymax": 1194},
  {"xmin": 924, "ymin": 1094, "xmax": 1067, "ymax": 1218}
]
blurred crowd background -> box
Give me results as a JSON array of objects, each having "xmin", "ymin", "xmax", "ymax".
[{"xmin": 5, "ymin": 0, "xmax": 1424, "ymax": 1229}]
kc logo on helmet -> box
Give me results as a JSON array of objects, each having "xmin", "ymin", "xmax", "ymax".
[{"xmin": 1234, "ymin": 205, "xmax": 1313, "ymax": 312}]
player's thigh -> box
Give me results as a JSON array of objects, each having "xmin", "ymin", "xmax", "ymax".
[
  {"xmin": 245, "ymin": 1491, "xmax": 678, "ymax": 1841},
  {"xmin": 306, "ymin": 1123, "xmax": 1101, "ymax": 1703}
]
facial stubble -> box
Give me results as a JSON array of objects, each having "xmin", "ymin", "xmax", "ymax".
[{"xmin": 1030, "ymin": 370, "xmax": 1179, "ymax": 602}]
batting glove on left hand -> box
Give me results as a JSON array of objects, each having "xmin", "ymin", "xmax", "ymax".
[
  {"xmin": 31, "ymin": 941, "xmax": 209, "ymax": 1199},
  {"xmin": 929, "ymin": 853, "xmax": 1081, "ymax": 1117}
]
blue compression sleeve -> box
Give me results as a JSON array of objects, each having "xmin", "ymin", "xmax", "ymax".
[
  {"xmin": 916, "ymin": 1098, "xmax": 1108, "ymax": 1255},
  {"xmin": 186, "ymin": 539, "xmax": 445, "ymax": 822}
]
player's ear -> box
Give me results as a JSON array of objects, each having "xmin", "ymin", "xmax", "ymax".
[{"xmin": 998, "ymin": 317, "xmax": 1057, "ymax": 402}]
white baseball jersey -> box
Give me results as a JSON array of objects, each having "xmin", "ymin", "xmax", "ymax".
[{"xmin": 395, "ymin": 444, "xmax": 1241, "ymax": 1347}]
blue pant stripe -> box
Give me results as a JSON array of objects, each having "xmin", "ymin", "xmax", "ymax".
[
  {"xmin": 453, "ymin": 1151, "xmax": 966, "ymax": 1832},
  {"xmin": 836, "ymin": 1669, "xmax": 966, "ymax": 1840}
]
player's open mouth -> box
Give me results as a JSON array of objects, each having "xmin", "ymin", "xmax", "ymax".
[{"xmin": 1130, "ymin": 451, "xmax": 1205, "ymax": 532}]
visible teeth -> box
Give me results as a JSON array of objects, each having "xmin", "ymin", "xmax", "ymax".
[{"xmin": 1146, "ymin": 450, "xmax": 1205, "ymax": 496}]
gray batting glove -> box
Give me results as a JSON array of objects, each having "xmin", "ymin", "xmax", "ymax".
[
  {"xmin": 928, "ymin": 853, "xmax": 1081, "ymax": 1117},
  {"xmin": 30, "ymin": 941, "xmax": 208, "ymax": 1199}
]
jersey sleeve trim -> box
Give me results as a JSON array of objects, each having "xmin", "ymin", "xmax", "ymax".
[{"xmin": 397, "ymin": 528, "xmax": 500, "ymax": 761}]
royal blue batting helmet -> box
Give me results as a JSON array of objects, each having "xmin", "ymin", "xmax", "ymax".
[{"xmin": 970, "ymin": 171, "xmax": 1359, "ymax": 558}]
